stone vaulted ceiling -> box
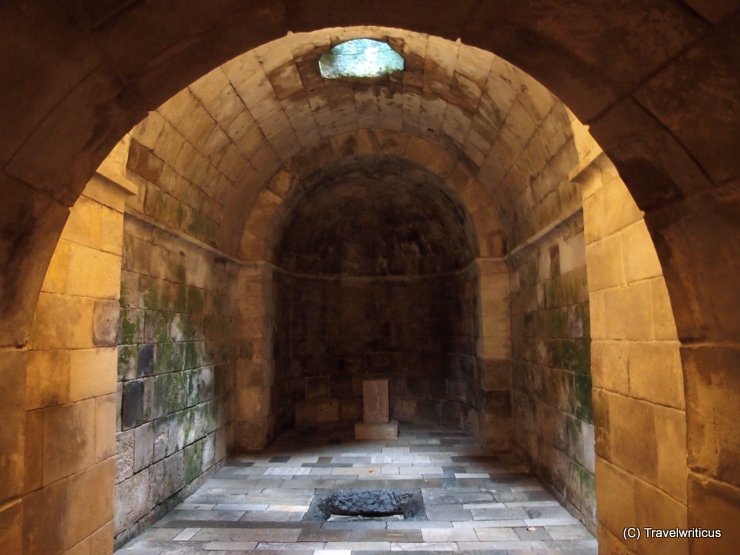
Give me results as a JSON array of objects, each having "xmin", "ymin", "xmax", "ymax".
[{"xmin": 123, "ymin": 26, "xmax": 600, "ymax": 262}]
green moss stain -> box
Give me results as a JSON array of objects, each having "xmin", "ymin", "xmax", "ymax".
[
  {"xmin": 143, "ymin": 286, "xmax": 160, "ymax": 311},
  {"xmin": 548, "ymin": 308, "xmax": 567, "ymax": 338},
  {"xmin": 119, "ymin": 309, "xmax": 140, "ymax": 344},
  {"xmin": 184, "ymin": 440, "xmax": 204, "ymax": 484},
  {"xmin": 183, "ymin": 342, "xmax": 201, "ymax": 370},
  {"xmin": 187, "ymin": 286, "xmax": 204, "ymax": 314},
  {"xmin": 118, "ymin": 345, "xmax": 137, "ymax": 380},
  {"xmin": 574, "ymin": 373, "xmax": 593, "ymax": 423},
  {"xmin": 550, "ymin": 339, "xmax": 590, "ymax": 374},
  {"xmin": 187, "ymin": 212, "xmax": 218, "ymax": 242},
  {"xmin": 546, "ymin": 267, "xmax": 588, "ymax": 308}
]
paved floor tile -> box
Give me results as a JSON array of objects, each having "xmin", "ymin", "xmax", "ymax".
[{"xmin": 116, "ymin": 424, "xmax": 595, "ymax": 554}]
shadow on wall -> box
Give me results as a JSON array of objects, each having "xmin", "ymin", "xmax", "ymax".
[{"xmin": 270, "ymin": 161, "xmax": 494, "ymax": 439}]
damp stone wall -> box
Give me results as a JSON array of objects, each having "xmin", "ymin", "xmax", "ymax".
[
  {"xmin": 509, "ymin": 211, "xmax": 595, "ymax": 529},
  {"xmin": 114, "ymin": 215, "xmax": 239, "ymax": 545}
]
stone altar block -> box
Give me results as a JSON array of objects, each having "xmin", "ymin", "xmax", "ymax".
[{"xmin": 355, "ymin": 378, "xmax": 398, "ymax": 439}]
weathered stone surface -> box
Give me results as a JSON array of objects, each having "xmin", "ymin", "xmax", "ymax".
[
  {"xmin": 7, "ymin": 10, "xmax": 735, "ymax": 555},
  {"xmin": 509, "ymin": 212, "xmax": 594, "ymax": 528},
  {"xmin": 121, "ymin": 380, "xmax": 145, "ymax": 430},
  {"xmin": 65, "ymin": 459, "xmax": 115, "ymax": 549},
  {"xmin": 355, "ymin": 420, "xmax": 399, "ymax": 440},
  {"xmin": 115, "ymin": 430, "xmax": 134, "ymax": 484},
  {"xmin": 93, "ymin": 299, "xmax": 120, "ymax": 347},
  {"xmin": 69, "ymin": 348, "xmax": 118, "ymax": 402},
  {"xmin": 0, "ymin": 501, "xmax": 22, "ymax": 554},
  {"xmin": 43, "ymin": 400, "xmax": 96, "ymax": 485},
  {"xmin": 305, "ymin": 488, "xmax": 425, "ymax": 521},
  {"xmin": 0, "ymin": 349, "xmax": 27, "ymax": 500},
  {"xmin": 113, "ymin": 214, "xmax": 237, "ymax": 539},
  {"xmin": 362, "ymin": 379, "xmax": 390, "ymax": 424},
  {"xmin": 134, "ymin": 423, "xmax": 154, "ymax": 473},
  {"xmin": 114, "ymin": 468, "xmax": 151, "ymax": 534},
  {"xmin": 22, "ymin": 478, "xmax": 68, "ymax": 555}
]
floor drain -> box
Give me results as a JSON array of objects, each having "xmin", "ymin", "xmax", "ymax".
[{"xmin": 304, "ymin": 489, "xmax": 426, "ymax": 521}]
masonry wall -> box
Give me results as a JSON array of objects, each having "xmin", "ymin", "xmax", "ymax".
[
  {"xmin": 114, "ymin": 215, "xmax": 238, "ymax": 545},
  {"xmin": 273, "ymin": 265, "xmax": 482, "ymax": 434},
  {"xmin": 583, "ymin": 158, "xmax": 688, "ymax": 555},
  {"xmin": 232, "ymin": 263, "xmax": 277, "ymax": 451},
  {"xmin": 509, "ymin": 212, "xmax": 595, "ymax": 529},
  {"xmin": 19, "ymin": 173, "xmax": 132, "ymax": 554},
  {"xmin": 475, "ymin": 259, "xmax": 513, "ymax": 450}
]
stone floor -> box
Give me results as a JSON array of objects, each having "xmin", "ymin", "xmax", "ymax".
[{"xmin": 117, "ymin": 423, "xmax": 597, "ymax": 554}]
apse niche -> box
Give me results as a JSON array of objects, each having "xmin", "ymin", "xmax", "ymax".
[{"xmin": 271, "ymin": 159, "xmax": 484, "ymax": 435}]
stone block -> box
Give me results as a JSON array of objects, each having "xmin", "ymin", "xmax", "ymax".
[
  {"xmin": 483, "ymin": 390, "xmax": 512, "ymax": 418},
  {"xmin": 684, "ymin": 346, "xmax": 740, "ymax": 487},
  {"xmin": 30, "ymin": 293, "xmax": 95, "ymax": 350},
  {"xmin": 236, "ymin": 385, "xmax": 268, "ymax": 421},
  {"xmin": 559, "ymin": 231, "xmax": 586, "ymax": 274},
  {"xmin": 93, "ymin": 299, "xmax": 120, "ymax": 347},
  {"xmin": 134, "ymin": 422, "xmax": 154, "ymax": 473},
  {"xmin": 38, "ymin": 240, "xmax": 71, "ymax": 295},
  {"xmin": 24, "ymin": 410, "xmax": 43, "ymax": 494},
  {"xmin": 480, "ymin": 415, "xmax": 513, "ymax": 450},
  {"xmin": 136, "ymin": 343, "xmax": 155, "ymax": 377},
  {"xmin": 233, "ymin": 420, "xmax": 268, "ymax": 451},
  {"xmin": 127, "ymin": 137, "xmax": 164, "ymax": 183},
  {"xmin": 480, "ymin": 359, "xmax": 510, "ymax": 391},
  {"xmin": 595, "ymin": 458, "xmax": 636, "ymax": 547},
  {"xmin": 622, "ymin": 220, "xmax": 662, "ymax": 283},
  {"xmin": 117, "ymin": 308, "xmax": 145, "ymax": 344},
  {"xmin": 603, "ymin": 283, "xmax": 653, "ymax": 341},
  {"xmin": 628, "ymin": 341, "xmax": 684, "ymax": 408},
  {"xmin": 121, "ymin": 380, "xmax": 145, "ymax": 429},
  {"xmin": 654, "ymin": 405, "xmax": 688, "ymax": 504},
  {"xmin": 43, "ymin": 399, "xmax": 96, "ymax": 485},
  {"xmin": 688, "ymin": 473, "xmax": 740, "ymax": 555},
  {"xmin": 355, "ymin": 420, "xmax": 399, "ymax": 440},
  {"xmin": 650, "ymin": 278, "xmax": 678, "ymax": 340},
  {"xmin": 114, "ymin": 468, "xmax": 151, "ymax": 534},
  {"xmin": 83, "ymin": 173, "xmax": 135, "ymax": 214},
  {"xmin": 184, "ymin": 439, "xmax": 205, "ymax": 483},
  {"xmin": 118, "ymin": 345, "xmax": 137, "ymax": 380},
  {"xmin": 596, "ymin": 523, "xmax": 636, "ymax": 555},
  {"xmin": 0, "ymin": 501, "xmax": 22, "ymax": 554},
  {"xmin": 295, "ymin": 398, "xmax": 339, "ymax": 425},
  {"xmin": 305, "ymin": 376, "xmax": 330, "ymax": 400},
  {"xmin": 65, "ymin": 459, "xmax": 115, "ymax": 550},
  {"xmin": 590, "ymin": 340, "xmax": 629, "ymax": 395},
  {"xmin": 55, "ymin": 242, "xmax": 122, "ymax": 299},
  {"xmin": 152, "ymin": 416, "xmax": 176, "ymax": 462},
  {"xmin": 585, "ymin": 234, "xmax": 622, "ymax": 291},
  {"xmin": 25, "ymin": 349, "xmax": 70, "ymax": 410},
  {"xmin": 362, "ymin": 379, "xmax": 390, "ymax": 424},
  {"xmin": 605, "ymin": 393, "xmax": 658, "ymax": 485},
  {"xmin": 579, "ymin": 421, "xmax": 596, "ymax": 474},
  {"xmin": 89, "ymin": 521, "xmax": 114, "ymax": 554},
  {"xmin": 22, "ymin": 478, "xmax": 68, "ymax": 555},
  {"xmin": 588, "ymin": 289, "xmax": 606, "ymax": 340},
  {"xmin": 115, "ymin": 430, "xmax": 134, "ymax": 484},
  {"xmin": 95, "ymin": 393, "xmax": 116, "ymax": 460},
  {"xmin": 633, "ymin": 478, "xmax": 688, "ymax": 555},
  {"xmin": 69, "ymin": 347, "xmax": 117, "ymax": 401}
]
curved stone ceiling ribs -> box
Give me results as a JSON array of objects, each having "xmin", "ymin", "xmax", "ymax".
[{"xmin": 124, "ymin": 27, "xmax": 599, "ymax": 259}]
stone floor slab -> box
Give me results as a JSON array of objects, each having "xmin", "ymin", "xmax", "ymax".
[{"xmin": 116, "ymin": 424, "xmax": 595, "ymax": 554}]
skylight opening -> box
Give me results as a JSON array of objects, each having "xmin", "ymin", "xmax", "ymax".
[{"xmin": 319, "ymin": 38, "xmax": 404, "ymax": 79}]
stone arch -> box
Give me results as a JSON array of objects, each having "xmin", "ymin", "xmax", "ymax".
[
  {"xmin": 1, "ymin": 4, "xmax": 738, "ymax": 554},
  {"xmin": 237, "ymin": 130, "xmax": 506, "ymax": 263}
]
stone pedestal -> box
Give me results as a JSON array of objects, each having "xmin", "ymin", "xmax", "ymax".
[
  {"xmin": 355, "ymin": 420, "xmax": 398, "ymax": 439},
  {"xmin": 355, "ymin": 378, "xmax": 398, "ymax": 439}
]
